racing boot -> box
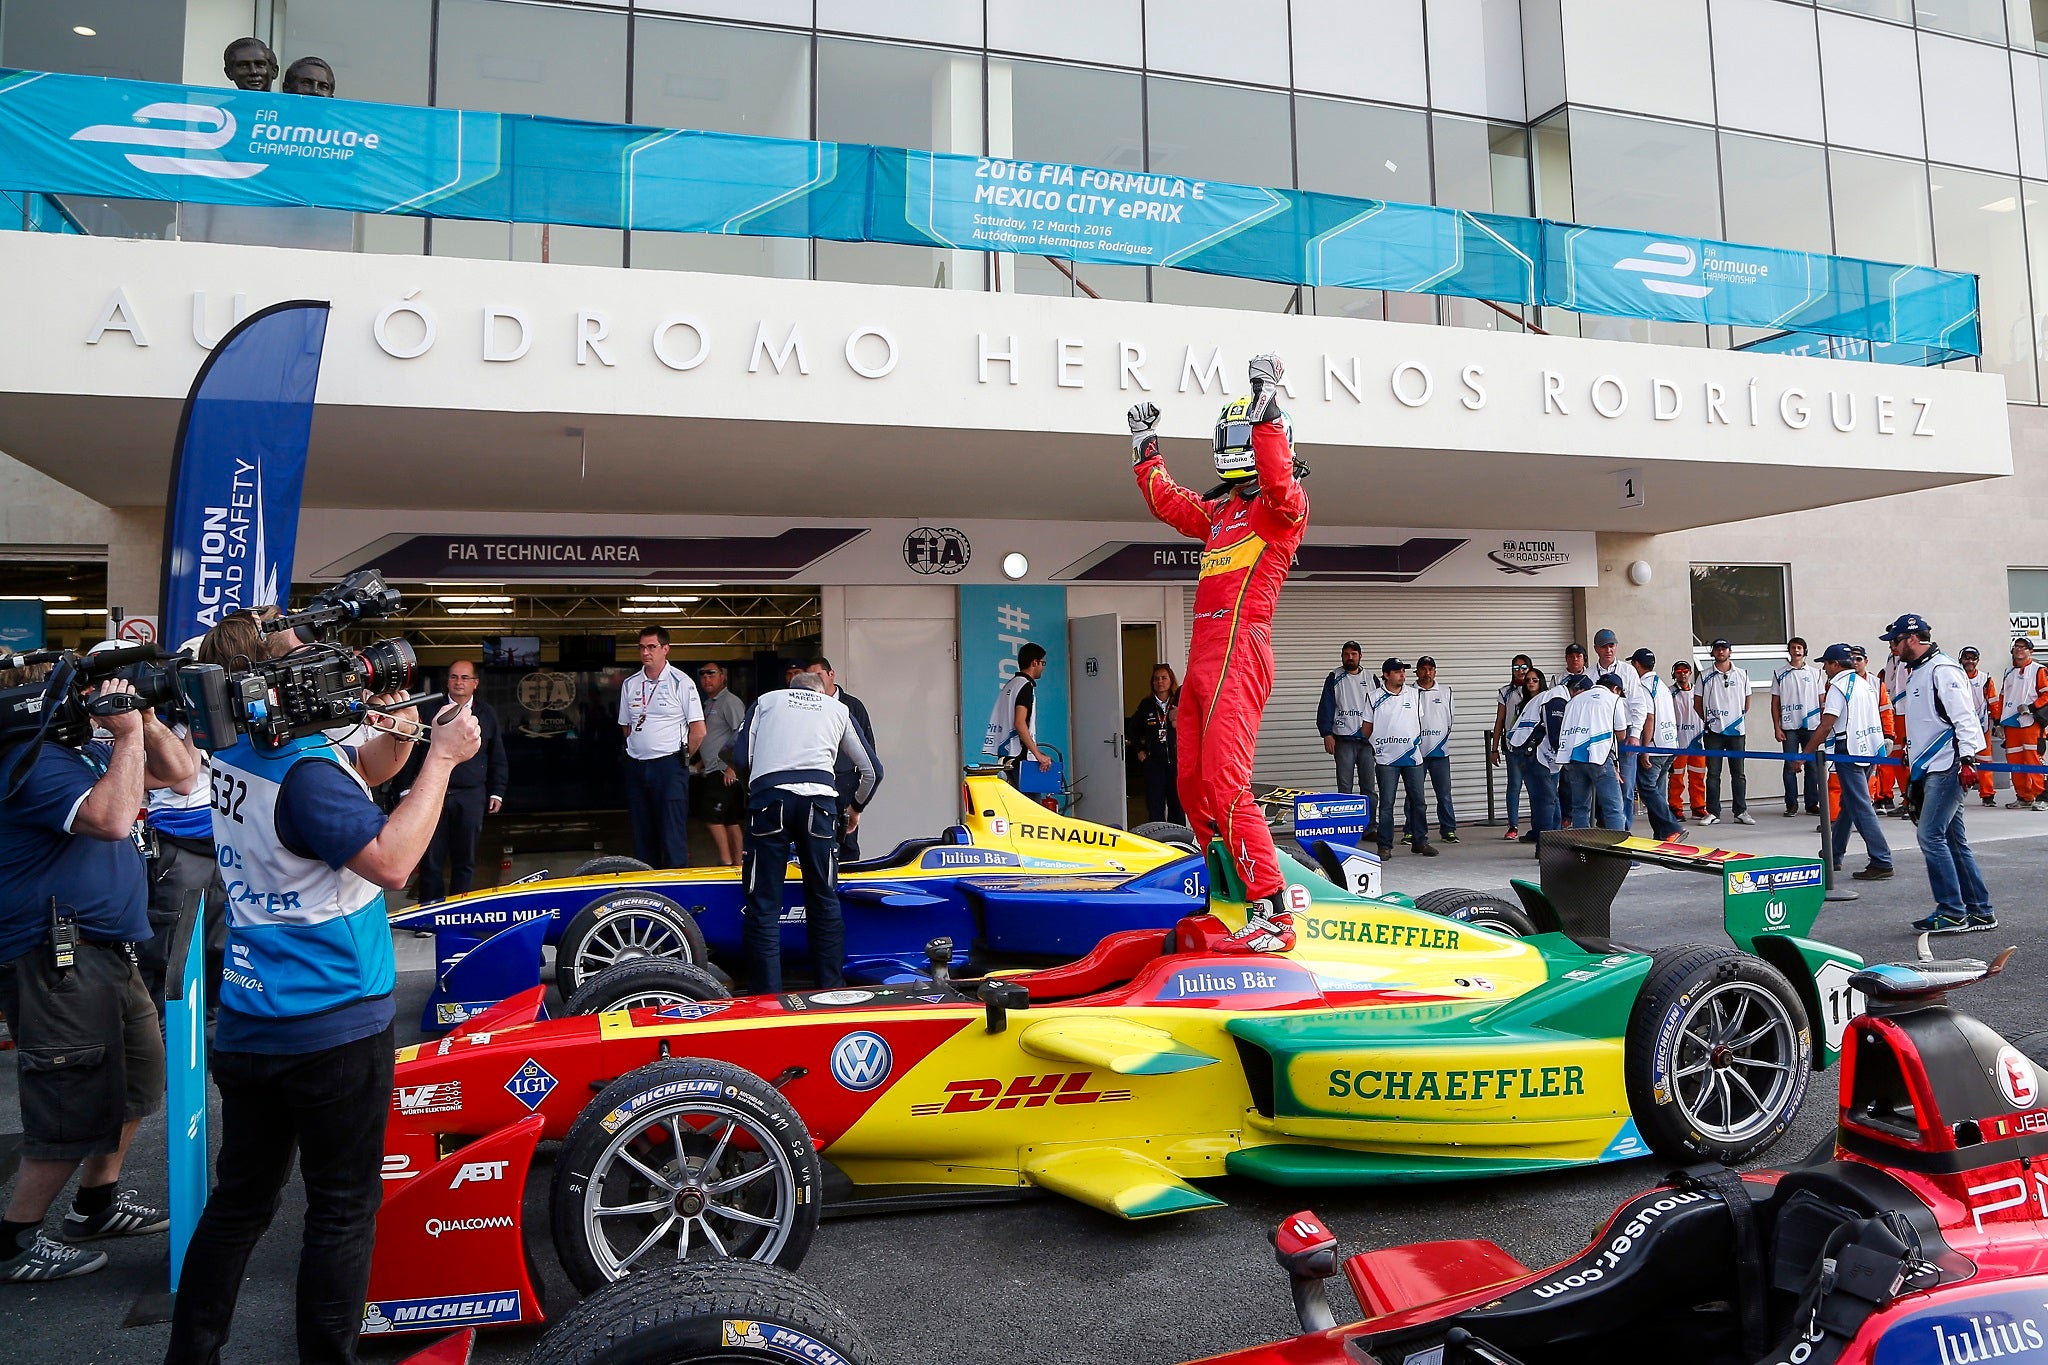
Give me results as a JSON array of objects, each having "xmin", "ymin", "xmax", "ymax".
[{"xmin": 1218, "ymin": 894, "xmax": 1296, "ymax": 954}]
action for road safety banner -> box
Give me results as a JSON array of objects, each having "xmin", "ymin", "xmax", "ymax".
[{"xmin": 0, "ymin": 68, "xmax": 1980, "ymax": 361}]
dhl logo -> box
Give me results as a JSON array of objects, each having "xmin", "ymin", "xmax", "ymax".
[{"xmin": 910, "ymin": 1071, "xmax": 1134, "ymax": 1116}]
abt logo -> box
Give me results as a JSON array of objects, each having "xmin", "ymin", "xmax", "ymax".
[
  {"xmin": 70, "ymin": 102, "xmax": 266, "ymax": 180},
  {"xmin": 1613, "ymin": 242, "xmax": 1711, "ymax": 300},
  {"xmin": 909, "ymin": 1071, "xmax": 1133, "ymax": 1116},
  {"xmin": 451, "ymin": 1160, "xmax": 509, "ymax": 1189}
]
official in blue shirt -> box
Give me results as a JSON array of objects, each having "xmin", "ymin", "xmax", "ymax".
[
  {"xmin": 0, "ymin": 670, "xmax": 197, "ymax": 1283},
  {"xmin": 167, "ymin": 615, "xmax": 480, "ymax": 1365}
]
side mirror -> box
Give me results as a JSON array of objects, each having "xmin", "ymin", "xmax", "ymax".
[
  {"xmin": 1273, "ymin": 1209, "xmax": 1339, "ymax": 1333},
  {"xmin": 978, "ymin": 978, "xmax": 1029, "ymax": 1033},
  {"xmin": 924, "ymin": 936, "xmax": 954, "ymax": 989}
]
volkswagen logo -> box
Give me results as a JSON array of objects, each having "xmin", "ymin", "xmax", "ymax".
[{"xmin": 829, "ymin": 1031, "xmax": 893, "ymax": 1091}]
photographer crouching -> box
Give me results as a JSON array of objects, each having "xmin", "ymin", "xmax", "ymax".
[
  {"xmin": 0, "ymin": 662, "xmax": 198, "ymax": 1281},
  {"xmin": 165, "ymin": 608, "xmax": 480, "ymax": 1365}
]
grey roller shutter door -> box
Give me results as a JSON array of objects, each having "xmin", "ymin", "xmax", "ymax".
[{"xmin": 1183, "ymin": 586, "xmax": 1575, "ymax": 823}]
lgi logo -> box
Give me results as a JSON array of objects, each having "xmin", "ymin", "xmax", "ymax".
[{"xmin": 829, "ymin": 1032, "xmax": 893, "ymax": 1091}]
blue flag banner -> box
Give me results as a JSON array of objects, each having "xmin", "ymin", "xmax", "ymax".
[
  {"xmin": 0, "ymin": 68, "xmax": 1978, "ymax": 362},
  {"xmin": 165, "ymin": 893, "xmax": 209, "ymax": 1291},
  {"xmin": 159, "ymin": 301, "xmax": 329, "ymax": 648}
]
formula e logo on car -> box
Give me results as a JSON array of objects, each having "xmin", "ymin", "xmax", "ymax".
[
  {"xmin": 381, "ymin": 1155, "xmax": 414, "ymax": 1181},
  {"xmin": 362, "ymin": 1292, "xmax": 522, "ymax": 1333},
  {"xmin": 70, "ymin": 103, "xmax": 266, "ymax": 180},
  {"xmin": 1998, "ymin": 1046, "xmax": 2040, "ymax": 1108},
  {"xmin": 829, "ymin": 1032, "xmax": 892, "ymax": 1091},
  {"xmin": 1613, "ymin": 242, "xmax": 1711, "ymax": 299},
  {"xmin": 504, "ymin": 1059, "xmax": 558, "ymax": 1110},
  {"xmin": 450, "ymin": 1159, "xmax": 509, "ymax": 1189},
  {"xmin": 903, "ymin": 526, "xmax": 970, "ymax": 575},
  {"xmin": 911, "ymin": 1071, "xmax": 1134, "ymax": 1115},
  {"xmin": 393, "ymin": 1082, "xmax": 462, "ymax": 1115}
]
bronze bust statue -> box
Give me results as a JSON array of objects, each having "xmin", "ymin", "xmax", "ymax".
[
  {"xmin": 223, "ymin": 37, "xmax": 278, "ymax": 92},
  {"xmin": 282, "ymin": 57, "xmax": 336, "ymax": 98}
]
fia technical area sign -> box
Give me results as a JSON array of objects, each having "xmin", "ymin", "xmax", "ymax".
[{"xmin": 903, "ymin": 526, "xmax": 970, "ymax": 575}]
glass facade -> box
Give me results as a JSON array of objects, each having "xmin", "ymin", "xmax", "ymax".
[{"xmin": 9, "ymin": 0, "xmax": 2048, "ymax": 400}]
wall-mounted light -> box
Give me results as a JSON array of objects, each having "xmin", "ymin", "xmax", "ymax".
[
  {"xmin": 1001, "ymin": 552, "xmax": 1029, "ymax": 580},
  {"xmin": 1627, "ymin": 560, "xmax": 1653, "ymax": 587}
]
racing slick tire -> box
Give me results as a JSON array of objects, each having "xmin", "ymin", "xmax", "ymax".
[
  {"xmin": 528, "ymin": 1261, "xmax": 876, "ymax": 1365},
  {"xmin": 1624, "ymin": 944, "xmax": 1811, "ymax": 1165},
  {"xmin": 1411, "ymin": 889, "xmax": 1538, "ymax": 937},
  {"xmin": 553, "ymin": 1058, "xmax": 823, "ymax": 1292},
  {"xmin": 565, "ymin": 960, "xmax": 732, "ymax": 1017},
  {"xmin": 1132, "ymin": 821, "xmax": 1200, "ymax": 853},
  {"xmin": 557, "ymin": 890, "xmax": 709, "ymax": 997},
  {"xmin": 575, "ymin": 855, "xmax": 656, "ymax": 877}
]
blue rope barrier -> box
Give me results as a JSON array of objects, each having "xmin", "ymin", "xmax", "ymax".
[{"xmin": 1619, "ymin": 744, "xmax": 2044, "ymax": 773}]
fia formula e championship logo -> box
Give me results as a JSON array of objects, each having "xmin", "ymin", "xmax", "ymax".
[
  {"xmin": 1613, "ymin": 242, "xmax": 1711, "ymax": 300},
  {"xmin": 71, "ymin": 102, "xmax": 267, "ymax": 180}
]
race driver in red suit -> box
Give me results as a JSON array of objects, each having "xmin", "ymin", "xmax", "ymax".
[{"xmin": 1128, "ymin": 352, "xmax": 1308, "ymax": 952}]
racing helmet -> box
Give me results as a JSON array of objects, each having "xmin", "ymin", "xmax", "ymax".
[{"xmin": 1212, "ymin": 396, "xmax": 1293, "ymax": 483}]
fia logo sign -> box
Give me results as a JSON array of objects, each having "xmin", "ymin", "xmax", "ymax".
[
  {"xmin": 829, "ymin": 1032, "xmax": 893, "ymax": 1091},
  {"xmin": 904, "ymin": 527, "xmax": 970, "ymax": 575}
]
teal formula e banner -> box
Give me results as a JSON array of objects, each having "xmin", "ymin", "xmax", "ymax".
[{"xmin": 0, "ymin": 68, "xmax": 1978, "ymax": 361}]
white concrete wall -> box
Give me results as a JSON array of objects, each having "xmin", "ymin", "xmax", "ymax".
[{"xmin": 823, "ymin": 584, "xmax": 958, "ymax": 853}]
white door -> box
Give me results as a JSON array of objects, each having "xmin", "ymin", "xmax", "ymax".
[{"xmin": 1067, "ymin": 612, "xmax": 1127, "ymax": 827}]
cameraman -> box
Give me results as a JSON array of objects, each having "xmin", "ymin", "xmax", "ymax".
[
  {"xmin": 0, "ymin": 663, "xmax": 198, "ymax": 1282},
  {"xmin": 165, "ymin": 617, "xmax": 478, "ymax": 1364}
]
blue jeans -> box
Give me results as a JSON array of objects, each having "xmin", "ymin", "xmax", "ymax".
[
  {"xmin": 1422, "ymin": 754, "xmax": 1456, "ymax": 834},
  {"xmin": 1375, "ymin": 764, "xmax": 1428, "ymax": 849},
  {"xmin": 1636, "ymin": 754, "xmax": 1684, "ymax": 838},
  {"xmin": 1782, "ymin": 730, "xmax": 1822, "ymax": 811},
  {"xmin": 1333, "ymin": 735, "xmax": 1371, "ymax": 795},
  {"xmin": 626, "ymin": 751, "xmax": 691, "ymax": 868},
  {"xmin": 743, "ymin": 789, "xmax": 844, "ymax": 993},
  {"xmin": 1565, "ymin": 760, "xmax": 1627, "ymax": 830},
  {"xmin": 1503, "ymin": 749, "xmax": 1529, "ymax": 828},
  {"xmin": 1523, "ymin": 762, "xmax": 1561, "ymax": 834},
  {"xmin": 1915, "ymin": 767, "xmax": 1991, "ymax": 921},
  {"xmin": 1831, "ymin": 759, "xmax": 1891, "ymax": 870}
]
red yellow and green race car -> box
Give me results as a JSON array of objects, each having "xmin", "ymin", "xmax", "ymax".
[{"xmin": 360, "ymin": 828, "xmax": 1863, "ymax": 1337}]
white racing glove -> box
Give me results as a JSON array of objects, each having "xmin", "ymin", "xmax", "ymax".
[
  {"xmin": 1127, "ymin": 402, "xmax": 1161, "ymax": 463},
  {"xmin": 1246, "ymin": 353, "xmax": 1286, "ymax": 424}
]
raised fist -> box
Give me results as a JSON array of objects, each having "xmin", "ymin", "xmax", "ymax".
[
  {"xmin": 1126, "ymin": 402, "xmax": 1161, "ymax": 436},
  {"xmin": 1246, "ymin": 354, "xmax": 1285, "ymax": 424}
]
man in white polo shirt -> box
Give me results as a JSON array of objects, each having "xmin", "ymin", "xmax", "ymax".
[
  {"xmin": 1698, "ymin": 638, "xmax": 1753, "ymax": 826},
  {"xmin": 1772, "ymin": 637, "xmax": 1824, "ymax": 819},
  {"xmin": 1363, "ymin": 658, "xmax": 1435, "ymax": 858},
  {"xmin": 617, "ymin": 624, "xmax": 706, "ymax": 868},
  {"xmin": 1804, "ymin": 642, "xmax": 1891, "ymax": 881}
]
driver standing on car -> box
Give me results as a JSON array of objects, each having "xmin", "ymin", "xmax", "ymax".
[
  {"xmin": 727, "ymin": 670, "xmax": 878, "ymax": 993},
  {"xmin": 1128, "ymin": 353, "xmax": 1308, "ymax": 952}
]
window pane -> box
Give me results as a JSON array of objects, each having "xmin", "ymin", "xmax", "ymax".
[
  {"xmin": 1828, "ymin": 149, "xmax": 1931, "ymax": 263},
  {"xmin": 1, "ymin": 0, "xmax": 183, "ymax": 82},
  {"xmin": 2026, "ymin": 179, "xmax": 2048, "ymax": 398},
  {"xmin": 1567, "ymin": 109, "xmax": 1721, "ymax": 237},
  {"xmin": 2012, "ymin": 567, "xmax": 2048, "ymax": 613},
  {"xmin": 1147, "ymin": 76, "xmax": 1294, "ymax": 312},
  {"xmin": 630, "ymin": 18, "xmax": 811, "ymax": 280},
  {"xmin": 1931, "ymin": 166, "xmax": 2037, "ymax": 400},
  {"xmin": 1433, "ymin": 117, "xmax": 1531, "ymax": 216},
  {"xmin": 277, "ymin": 0, "xmax": 431, "ymax": 107},
  {"xmin": 1819, "ymin": 0, "xmax": 1912, "ymax": 21},
  {"xmin": 1690, "ymin": 565, "xmax": 1789, "ymax": 648},
  {"xmin": 436, "ymin": 0, "xmax": 626, "ymax": 120},
  {"xmin": 816, "ymin": 38, "xmax": 983, "ymax": 289},
  {"xmin": 1294, "ymin": 97, "xmax": 1430, "ymax": 202},
  {"xmin": 1720, "ymin": 133, "xmax": 1832, "ymax": 252},
  {"xmin": 2014, "ymin": 0, "xmax": 2048, "ymax": 52},
  {"xmin": 990, "ymin": 59, "xmax": 1147, "ymax": 300},
  {"xmin": 1918, "ymin": 0, "xmax": 2007, "ymax": 40}
]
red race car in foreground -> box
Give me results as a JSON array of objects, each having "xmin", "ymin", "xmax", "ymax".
[{"xmin": 484, "ymin": 944, "xmax": 2048, "ymax": 1365}]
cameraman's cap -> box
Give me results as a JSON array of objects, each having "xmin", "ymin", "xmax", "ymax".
[
  {"xmin": 1593, "ymin": 628, "xmax": 1618, "ymax": 647},
  {"xmin": 1382, "ymin": 657, "xmax": 1409, "ymax": 673},
  {"xmin": 1820, "ymin": 643, "xmax": 1856, "ymax": 666},
  {"xmin": 1416, "ymin": 655, "xmax": 1437, "ymax": 667},
  {"xmin": 1565, "ymin": 642, "xmax": 1586, "ymax": 657},
  {"xmin": 1342, "ymin": 640, "xmax": 1361, "ymax": 652},
  {"xmin": 1629, "ymin": 648, "xmax": 1655, "ymax": 666},
  {"xmin": 1880, "ymin": 612, "xmax": 1930, "ymax": 641}
]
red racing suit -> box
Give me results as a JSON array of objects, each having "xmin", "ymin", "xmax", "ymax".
[{"xmin": 1135, "ymin": 420, "xmax": 1307, "ymax": 901}]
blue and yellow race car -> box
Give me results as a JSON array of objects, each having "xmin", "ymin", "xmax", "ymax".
[{"xmin": 391, "ymin": 773, "xmax": 1229, "ymax": 1029}]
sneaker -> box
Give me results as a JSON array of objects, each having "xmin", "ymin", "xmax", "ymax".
[
  {"xmin": 1518, "ymin": 831, "xmax": 1540, "ymax": 844},
  {"xmin": 1911, "ymin": 912, "xmax": 1970, "ymax": 935},
  {"xmin": 1733, "ymin": 812, "xmax": 1756, "ymax": 825},
  {"xmin": 1700, "ymin": 813, "xmax": 1721, "ymax": 826},
  {"xmin": 1783, "ymin": 807, "xmax": 1799, "ymax": 818},
  {"xmin": 1967, "ymin": 911, "xmax": 2000, "ymax": 932},
  {"xmin": 1874, "ymin": 799, "xmax": 1894, "ymax": 812},
  {"xmin": 1377, "ymin": 845, "xmax": 1395, "ymax": 858},
  {"xmin": 1806, "ymin": 807, "xmax": 1823, "ymax": 816},
  {"xmin": 60, "ymin": 1191, "xmax": 168, "ymax": 1242},
  {"xmin": 1412, "ymin": 842, "xmax": 1440, "ymax": 857},
  {"xmin": 1218, "ymin": 897, "xmax": 1295, "ymax": 954},
  {"xmin": 2006, "ymin": 799, "xmax": 2031, "ymax": 809},
  {"xmin": 1, "ymin": 1233, "xmax": 107, "ymax": 1282},
  {"xmin": 1983, "ymin": 796, "xmax": 1997, "ymax": 807},
  {"xmin": 1851, "ymin": 864, "xmax": 1894, "ymax": 881},
  {"xmin": 1442, "ymin": 831, "xmax": 1459, "ymax": 844},
  {"xmin": 1503, "ymin": 827, "xmax": 1519, "ymax": 840}
]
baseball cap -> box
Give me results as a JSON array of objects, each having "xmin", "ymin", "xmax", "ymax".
[
  {"xmin": 1383, "ymin": 657, "xmax": 1409, "ymax": 673},
  {"xmin": 1960, "ymin": 645, "xmax": 1981, "ymax": 660},
  {"xmin": 1593, "ymin": 628, "xmax": 1618, "ymax": 647},
  {"xmin": 1416, "ymin": 655, "xmax": 1437, "ymax": 667},
  {"xmin": 1342, "ymin": 640, "xmax": 1361, "ymax": 652},
  {"xmin": 1819, "ymin": 643, "xmax": 1855, "ymax": 666},
  {"xmin": 1565, "ymin": 642, "xmax": 1586, "ymax": 657},
  {"xmin": 1628, "ymin": 647, "xmax": 1655, "ymax": 666},
  {"xmin": 1850, "ymin": 645, "xmax": 1868, "ymax": 660},
  {"xmin": 1710, "ymin": 638, "xmax": 1733, "ymax": 650},
  {"xmin": 1597, "ymin": 671, "xmax": 1626, "ymax": 691},
  {"xmin": 1565, "ymin": 673, "xmax": 1593, "ymax": 692},
  {"xmin": 1672, "ymin": 660, "xmax": 1694, "ymax": 673},
  {"xmin": 2017, "ymin": 637, "xmax": 2037, "ymax": 649},
  {"xmin": 1880, "ymin": 612, "xmax": 1930, "ymax": 641}
]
